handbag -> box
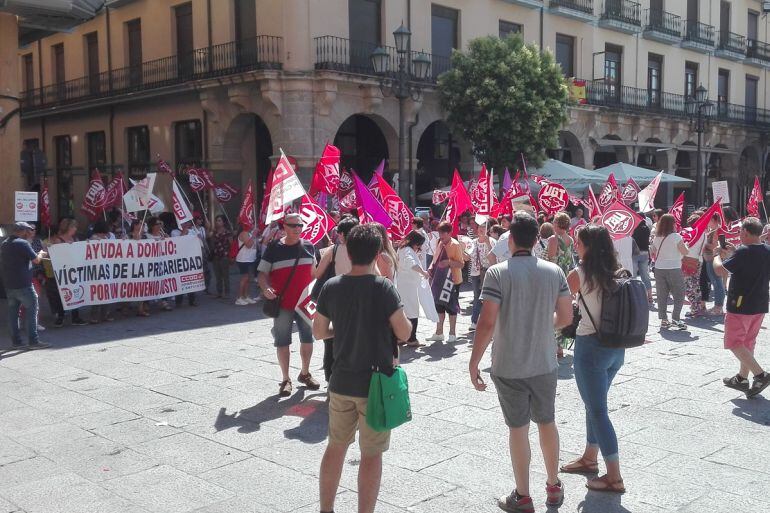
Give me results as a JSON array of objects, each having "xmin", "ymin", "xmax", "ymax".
[
  {"xmin": 681, "ymin": 255, "xmax": 699, "ymax": 276},
  {"xmin": 262, "ymin": 242, "xmax": 303, "ymax": 318},
  {"xmin": 365, "ymin": 278, "xmax": 412, "ymax": 432},
  {"xmin": 559, "ymin": 301, "xmax": 581, "ymax": 339},
  {"xmin": 310, "ymin": 245, "xmax": 338, "ymax": 301},
  {"xmin": 228, "ymin": 238, "xmax": 244, "ymax": 260}
]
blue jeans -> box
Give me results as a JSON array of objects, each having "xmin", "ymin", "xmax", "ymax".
[
  {"xmin": 470, "ymin": 274, "xmax": 483, "ymax": 324},
  {"xmin": 7, "ymin": 286, "xmax": 39, "ymax": 345},
  {"xmin": 272, "ymin": 308, "xmax": 313, "ymax": 347},
  {"xmin": 633, "ymin": 252, "xmax": 652, "ymax": 292},
  {"xmin": 703, "ymin": 260, "xmax": 725, "ymax": 307},
  {"xmin": 574, "ymin": 334, "xmax": 625, "ymax": 462}
]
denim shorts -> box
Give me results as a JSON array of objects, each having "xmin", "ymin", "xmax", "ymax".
[
  {"xmin": 237, "ymin": 261, "xmax": 255, "ymax": 275},
  {"xmin": 272, "ymin": 308, "xmax": 314, "ymax": 347}
]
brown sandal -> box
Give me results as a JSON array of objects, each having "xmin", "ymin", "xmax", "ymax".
[
  {"xmin": 586, "ymin": 474, "xmax": 625, "ymax": 494},
  {"xmin": 560, "ymin": 456, "xmax": 599, "ymax": 474}
]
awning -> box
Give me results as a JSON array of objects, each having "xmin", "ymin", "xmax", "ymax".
[{"xmin": 593, "ymin": 162, "xmax": 694, "ymax": 184}]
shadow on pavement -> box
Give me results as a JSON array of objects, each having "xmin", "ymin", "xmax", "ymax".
[
  {"xmin": 577, "ymin": 491, "xmax": 633, "ymax": 513},
  {"xmin": 213, "ymin": 388, "xmax": 329, "ymax": 444},
  {"xmin": 658, "ymin": 330, "xmax": 699, "ymax": 343},
  {"xmin": 730, "ymin": 396, "xmax": 770, "ymax": 426}
]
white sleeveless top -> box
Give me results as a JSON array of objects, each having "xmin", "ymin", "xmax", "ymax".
[{"xmin": 576, "ymin": 267, "xmax": 603, "ymax": 336}]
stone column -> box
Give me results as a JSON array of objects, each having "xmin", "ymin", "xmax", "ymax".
[{"xmin": 0, "ymin": 13, "xmax": 21, "ymax": 224}]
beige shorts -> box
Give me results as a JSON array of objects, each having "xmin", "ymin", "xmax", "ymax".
[{"xmin": 328, "ymin": 392, "xmax": 390, "ymax": 456}]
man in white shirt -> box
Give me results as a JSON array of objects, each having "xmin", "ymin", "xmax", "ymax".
[{"xmin": 488, "ymin": 231, "xmax": 511, "ymax": 266}]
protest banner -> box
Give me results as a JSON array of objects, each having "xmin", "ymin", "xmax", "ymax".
[
  {"xmin": 295, "ymin": 279, "xmax": 317, "ymax": 327},
  {"xmin": 15, "ymin": 191, "xmax": 38, "ymax": 222},
  {"xmin": 48, "ymin": 235, "xmax": 205, "ymax": 310}
]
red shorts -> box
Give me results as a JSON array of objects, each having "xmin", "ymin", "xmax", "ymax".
[{"xmin": 724, "ymin": 313, "xmax": 765, "ymax": 351}]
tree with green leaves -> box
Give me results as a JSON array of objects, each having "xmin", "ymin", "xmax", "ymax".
[{"xmin": 438, "ymin": 35, "xmax": 569, "ymax": 170}]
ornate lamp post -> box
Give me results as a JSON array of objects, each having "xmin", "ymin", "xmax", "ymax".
[
  {"xmin": 371, "ymin": 24, "xmax": 431, "ymax": 208},
  {"xmin": 686, "ymin": 84, "xmax": 714, "ymax": 205}
]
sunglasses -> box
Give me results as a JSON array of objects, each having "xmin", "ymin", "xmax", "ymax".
[{"xmin": 285, "ymin": 223, "xmax": 304, "ymax": 228}]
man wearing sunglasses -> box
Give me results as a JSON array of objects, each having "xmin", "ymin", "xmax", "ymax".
[{"xmin": 257, "ymin": 213, "xmax": 319, "ymax": 397}]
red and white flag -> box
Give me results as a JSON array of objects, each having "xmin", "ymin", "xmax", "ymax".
[
  {"xmin": 747, "ymin": 176, "xmax": 763, "ymax": 218},
  {"xmin": 40, "ymin": 177, "xmax": 51, "ymax": 228},
  {"xmin": 600, "ymin": 200, "xmax": 641, "ymax": 241},
  {"xmin": 337, "ymin": 169, "xmax": 357, "ymax": 213},
  {"xmin": 213, "ymin": 182, "xmax": 239, "ymax": 203},
  {"xmin": 638, "ymin": 171, "xmax": 663, "ymax": 213},
  {"xmin": 238, "ymin": 179, "xmax": 256, "ymax": 229},
  {"xmin": 157, "ymin": 156, "xmax": 176, "ymax": 177},
  {"xmin": 470, "ymin": 164, "xmax": 497, "ymax": 222},
  {"xmin": 598, "ymin": 173, "xmax": 619, "ymax": 210},
  {"xmin": 681, "ymin": 200, "xmax": 722, "ymax": 248},
  {"xmin": 259, "ymin": 168, "xmax": 274, "ymax": 229},
  {"xmin": 266, "ymin": 150, "xmax": 307, "ymax": 223},
  {"xmin": 669, "ymin": 192, "xmax": 685, "ymax": 231},
  {"xmin": 375, "ymin": 173, "xmax": 413, "ymax": 241},
  {"xmin": 104, "ymin": 172, "xmax": 126, "ymax": 209},
  {"xmin": 445, "ymin": 169, "xmax": 474, "ymax": 236},
  {"xmin": 586, "ymin": 186, "xmax": 602, "ymax": 219},
  {"xmin": 569, "ymin": 195, "xmax": 587, "ymax": 209},
  {"xmin": 80, "ymin": 170, "xmax": 107, "ymax": 220},
  {"xmin": 309, "ymin": 143, "xmax": 341, "ymax": 195},
  {"xmin": 188, "ymin": 168, "xmax": 215, "ymax": 192},
  {"xmin": 299, "ymin": 194, "xmax": 336, "ymax": 245},
  {"xmin": 537, "ymin": 181, "xmax": 569, "ymax": 215},
  {"xmin": 171, "ymin": 180, "xmax": 195, "ymax": 228},
  {"xmin": 432, "ymin": 189, "xmax": 450, "ymax": 205},
  {"xmin": 621, "ymin": 178, "xmax": 641, "ymax": 205}
]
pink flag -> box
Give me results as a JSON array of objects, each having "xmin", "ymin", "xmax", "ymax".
[
  {"xmin": 104, "ymin": 172, "xmax": 126, "ymax": 209},
  {"xmin": 470, "ymin": 164, "xmax": 497, "ymax": 220},
  {"xmin": 238, "ymin": 180, "xmax": 256, "ymax": 229},
  {"xmin": 587, "ymin": 186, "xmax": 602, "ymax": 219},
  {"xmin": 681, "ymin": 200, "xmax": 722, "ymax": 248},
  {"xmin": 748, "ymin": 176, "xmax": 762, "ymax": 218},
  {"xmin": 373, "ymin": 159, "xmax": 385, "ymax": 176},
  {"xmin": 600, "ymin": 200, "xmax": 641, "ymax": 241},
  {"xmin": 299, "ymin": 194, "xmax": 336, "ymax": 245},
  {"xmin": 376, "ymin": 173, "xmax": 413, "ymax": 241},
  {"xmin": 598, "ymin": 173, "xmax": 619, "ymax": 210},
  {"xmin": 432, "ymin": 189, "xmax": 450, "ymax": 205},
  {"xmin": 621, "ymin": 178, "xmax": 641, "ymax": 205},
  {"xmin": 80, "ymin": 170, "xmax": 107, "ymax": 220},
  {"xmin": 353, "ymin": 172, "xmax": 392, "ymax": 227},
  {"xmin": 638, "ymin": 171, "xmax": 663, "ymax": 213},
  {"xmin": 537, "ymin": 181, "xmax": 569, "ymax": 215},
  {"xmin": 337, "ymin": 169, "xmax": 357, "ymax": 213},
  {"xmin": 669, "ymin": 192, "xmax": 685, "ymax": 231},
  {"xmin": 214, "ymin": 182, "xmax": 239, "ymax": 203},
  {"xmin": 40, "ymin": 177, "xmax": 51, "ymax": 228}
]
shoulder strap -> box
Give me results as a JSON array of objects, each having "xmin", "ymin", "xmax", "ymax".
[
  {"xmin": 578, "ymin": 291, "xmax": 601, "ymax": 336},
  {"xmin": 275, "ymin": 243, "xmax": 304, "ymax": 301},
  {"xmin": 331, "ymin": 244, "xmax": 338, "ymax": 266}
]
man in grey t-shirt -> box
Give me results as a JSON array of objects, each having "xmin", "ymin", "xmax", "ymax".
[{"xmin": 469, "ymin": 212, "xmax": 573, "ymax": 512}]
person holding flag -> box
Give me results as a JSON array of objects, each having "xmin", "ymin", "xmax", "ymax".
[
  {"xmin": 650, "ymin": 214, "xmax": 689, "ymax": 330},
  {"xmin": 427, "ymin": 222, "xmax": 465, "ymax": 343}
]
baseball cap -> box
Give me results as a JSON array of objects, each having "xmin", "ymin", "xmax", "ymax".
[{"xmin": 14, "ymin": 222, "xmax": 35, "ymax": 231}]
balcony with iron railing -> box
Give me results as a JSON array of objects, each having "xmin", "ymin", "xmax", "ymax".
[
  {"xmin": 716, "ymin": 31, "xmax": 747, "ymax": 61},
  {"xmin": 581, "ymin": 79, "xmax": 770, "ymax": 127},
  {"xmin": 20, "ymin": 36, "xmax": 283, "ymax": 113},
  {"xmin": 746, "ymin": 39, "xmax": 770, "ymax": 67},
  {"xmin": 599, "ymin": 0, "xmax": 641, "ymax": 33},
  {"xmin": 314, "ymin": 36, "xmax": 450, "ymax": 83},
  {"xmin": 682, "ymin": 20, "xmax": 716, "ymax": 51},
  {"xmin": 549, "ymin": 0, "xmax": 595, "ymax": 21},
  {"xmin": 643, "ymin": 8, "xmax": 682, "ymax": 42}
]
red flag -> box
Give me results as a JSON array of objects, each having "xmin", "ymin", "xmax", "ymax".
[
  {"xmin": 569, "ymin": 194, "xmax": 587, "ymax": 209},
  {"xmin": 621, "ymin": 178, "xmax": 641, "ymax": 205},
  {"xmin": 445, "ymin": 169, "xmax": 474, "ymax": 235},
  {"xmin": 600, "ymin": 200, "xmax": 642, "ymax": 241},
  {"xmin": 310, "ymin": 143, "xmax": 341, "ymax": 195},
  {"xmin": 598, "ymin": 173, "xmax": 619, "ymax": 210},
  {"xmin": 470, "ymin": 164, "xmax": 497, "ymax": 219},
  {"xmin": 157, "ymin": 156, "xmax": 175, "ymax": 177},
  {"xmin": 337, "ymin": 169, "xmax": 357, "ymax": 213},
  {"xmin": 214, "ymin": 182, "xmax": 239, "ymax": 203},
  {"xmin": 681, "ymin": 200, "xmax": 722, "ymax": 248},
  {"xmin": 238, "ymin": 180, "xmax": 256, "ymax": 229},
  {"xmin": 586, "ymin": 186, "xmax": 602, "ymax": 219},
  {"xmin": 748, "ymin": 176, "xmax": 762, "ymax": 218},
  {"xmin": 80, "ymin": 170, "xmax": 107, "ymax": 220},
  {"xmin": 432, "ymin": 189, "xmax": 450, "ymax": 205},
  {"xmin": 514, "ymin": 169, "xmax": 539, "ymax": 210},
  {"xmin": 669, "ymin": 192, "xmax": 685, "ymax": 231},
  {"xmin": 104, "ymin": 172, "xmax": 126, "ymax": 209},
  {"xmin": 537, "ymin": 181, "xmax": 569, "ymax": 215},
  {"xmin": 719, "ymin": 219, "xmax": 742, "ymax": 246},
  {"xmin": 299, "ymin": 194, "xmax": 336, "ymax": 244},
  {"xmin": 188, "ymin": 168, "xmax": 215, "ymax": 192},
  {"xmin": 40, "ymin": 177, "xmax": 51, "ymax": 228},
  {"xmin": 259, "ymin": 168, "xmax": 274, "ymax": 229},
  {"xmin": 375, "ymin": 174, "xmax": 413, "ymax": 241}
]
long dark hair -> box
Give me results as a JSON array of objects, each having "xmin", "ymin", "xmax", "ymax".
[{"xmin": 578, "ymin": 225, "xmax": 620, "ymax": 293}]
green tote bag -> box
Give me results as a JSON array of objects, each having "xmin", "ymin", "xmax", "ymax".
[{"xmin": 366, "ymin": 366, "xmax": 412, "ymax": 432}]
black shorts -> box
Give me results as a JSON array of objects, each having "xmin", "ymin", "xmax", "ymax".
[{"xmin": 435, "ymin": 284, "xmax": 460, "ymax": 315}]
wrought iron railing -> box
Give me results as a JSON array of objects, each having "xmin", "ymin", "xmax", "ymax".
[
  {"xmin": 718, "ymin": 31, "xmax": 747, "ymax": 54},
  {"xmin": 550, "ymin": 0, "xmax": 594, "ymax": 14},
  {"xmin": 684, "ymin": 20, "xmax": 715, "ymax": 46},
  {"xmin": 601, "ymin": 0, "xmax": 641, "ymax": 26},
  {"xmin": 314, "ymin": 36, "xmax": 449, "ymax": 82},
  {"xmin": 643, "ymin": 8, "xmax": 681, "ymax": 37},
  {"xmin": 581, "ymin": 79, "xmax": 770, "ymax": 127},
  {"xmin": 747, "ymin": 38, "xmax": 770, "ymax": 62},
  {"xmin": 20, "ymin": 36, "xmax": 282, "ymax": 111}
]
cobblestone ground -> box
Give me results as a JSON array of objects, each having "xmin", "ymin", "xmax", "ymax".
[{"xmin": 0, "ymin": 277, "xmax": 769, "ymax": 513}]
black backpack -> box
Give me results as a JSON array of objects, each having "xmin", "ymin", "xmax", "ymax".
[{"xmin": 579, "ymin": 270, "xmax": 648, "ymax": 348}]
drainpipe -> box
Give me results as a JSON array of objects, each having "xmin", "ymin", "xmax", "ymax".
[
  {"xmin": 106, "ymin": 6, "xmax": 113, "ymax": 92},
  {"xmin": 539, "ymin": 7, "xmax": 543, "ymax": 50},
  {"xmin": 207, "ymin": 0, "xmax": 213, "ymax": 72},
  {"xmin": 109, "ymin": 106, "xmax": 115, "ymax": 175},
  {"xmin": 36, "ymin": 39, "xmax": 43, "ymax": 107},
  {"xmin": 409, "ymin": 112, "xmax": 419, "ymax": 204}
]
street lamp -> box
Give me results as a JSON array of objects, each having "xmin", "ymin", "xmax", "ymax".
[
  {"xmin": 686, "ymin": 84, "xmax": 714, "ymax": 205},
  {"xmin": 370, "ymin": 23, "xmax": 431, "ymax": 208}
]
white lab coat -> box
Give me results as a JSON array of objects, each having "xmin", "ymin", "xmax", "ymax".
[{"xmin": 395, "ymin": 246, "xmax": 438, "ymax": 322}]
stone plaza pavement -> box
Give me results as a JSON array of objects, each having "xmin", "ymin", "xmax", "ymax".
[{"xmin": 0, "ymin": 283, "xmax": 769, "ymax": 513}]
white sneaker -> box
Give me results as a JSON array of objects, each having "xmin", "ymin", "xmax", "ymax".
[
  {"xmin": 235, "ymin": 298, "xmax": 249, "ymax": 306},
  {"xmin": 245, "ymin": 297, "xmax": 257, "ymax": 304},
  {"xmin": 425, "ymin": 334, "xmax": 445, "ymax": 342},
  {"xmin": 447, "ymin": 334, "xmax": 457, "ymax": 343},
  {"xmin": 36, "ymin": 324, "xmax": 46, "ymax": 332}
]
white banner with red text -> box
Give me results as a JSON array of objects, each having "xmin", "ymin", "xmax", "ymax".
[{"xmin": 48, "ymin": 236, "xmax": 205, "ymax": 310}]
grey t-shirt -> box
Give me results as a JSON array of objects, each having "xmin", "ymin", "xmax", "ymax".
[{"xmin": 481, "ymin": 255, "xmax": 570, "ymax": 379}]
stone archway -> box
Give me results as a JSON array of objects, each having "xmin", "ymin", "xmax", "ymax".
[
  {"xmin": 222, "ymin": 113, "xmax": 274, "ymax": 213},
  {"xmin": 333, "ymin": 114, "xmax": 390, "ymax": 184},
  {"xmin": 593, "ymin": 134, "xmax": 629, "ymax": 168},
  {"xmin": 637, "ymin": 137, "xmax": 668, "ymax": 171},
  {"xmin": 416, "ymin": 120, "xmax": 460, "ymax": 197},
  {"xmin": 554, "ymin": 130, "xmax": 585, "ymax": 168}
]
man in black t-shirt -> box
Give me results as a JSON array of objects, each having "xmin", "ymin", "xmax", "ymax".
[
  {"xmin": 313, "ymin": 224, "xmax": 411, "ymax": 513},
  {"xmin": 714, "ymin": 217, "xmax": 770, "ymax": 398}
]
